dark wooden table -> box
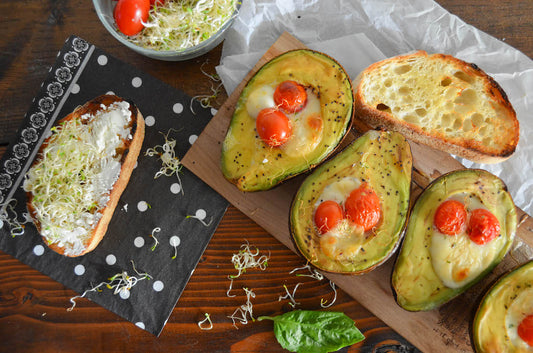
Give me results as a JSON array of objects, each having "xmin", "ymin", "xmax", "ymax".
[{"xmin": 0, "ymin": 1, "xmax": 531, "ymax": 352}]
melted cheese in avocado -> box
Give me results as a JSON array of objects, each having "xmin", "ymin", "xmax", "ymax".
[
  {"xmin": 315, "ymin": 177, "xmax": 365, "ymax": 260},
  {"xmin": 430, "ymin": 193, "xmax": 505, "ymax": 289},
  {"xmin": 315, "ymin": 177, "xmax": 361, "ymax": 207},
  {"xmin": 245, "ymin": 84, "xmax": 323, "ymax": 158}
]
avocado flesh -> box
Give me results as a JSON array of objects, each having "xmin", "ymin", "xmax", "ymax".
[
  {"xmin": 392, "ymin": 169, "xmax": 517, "ymax": 312},
  {"xmin": 473, "ymin": 260, "xmax": 533, "ymax": 353},
  {"xmin": 290, "ymin": 130, "xmax": 412, "ymax": 274},
  {"xmin": 221, "ymin": 49, "xmax": 353, "ymax": 192}
]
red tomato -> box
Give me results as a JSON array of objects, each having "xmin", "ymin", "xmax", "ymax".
[
  {"xmin": 114, "ymin": 0, "xmax": 150, "ymax": 36},
  {"xmin": 467, "ymin": 208, "xmax": 500, "ymax": 245},
  {"xmin": 256, "ymin": 108, "xmax": 292, "ymax": 147},
  {"xmin": 314, "ymin": 200, "xmax": 344, "ymax": 234},
  {"xmin": 434, "ymin": 200, "xmax": 467, "ymax": 235},
  {"xmin": 344, "ymin": 183, "xmax": 381, "ymax": 232},
  {"xmin": 274, "ymin": 81, "xmax": 307, "ymax": 113},
  {"xmin": 518, "ymin": 315, "xmax": 533, "ymax": 347}
]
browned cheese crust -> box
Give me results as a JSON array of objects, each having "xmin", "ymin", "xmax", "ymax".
[
  {"xmin": 353, "ymin": 50, "xmax": 519, "ymax": 163},
  {"xmin": 26, "ymin": 95, "xmax": 145, "ymax": 257}
]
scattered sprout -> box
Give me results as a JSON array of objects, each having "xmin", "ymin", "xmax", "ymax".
[
  {"xmin": 0, "ymin": 198, "xmax": 31, "ymax": 237},
  {"xmin": 227, "ymin": 241, "xmax": 270, "ymax": 297},
  {"xmin": 290, "ymin": 262, "xmax": 324, "ymax": 281},
  {"xmin": 190, "ymin": 61, "xmax": 223, "ymax": 114},
  {"xmin": 279, "ymin": 283, "xmax": 302, "ymax": 308},
  {"xmin": 228, "ymin": 287, "xmax": 256, "ymax": 329},
  {"xmin": 198, "ymin": 312, "xmax": 213, "ymax": 330},
  {"xmin": 186, "ymin": 214, "xmax": 213, "ymax": 227},
  {"xmin": 289, "ymin": 263, "xmax": 338, "ymax": 308},
  {"xmin": 145, "ymin": 129, "xmax": 183, "ymax": 194},
  {"xmin": 68, "ymin": 260, "xmax": 152, "ymax": 311},
  {"xmin": 150, "ymin": 227, "xmax": 161, "ymax": 251},
  {"xmin": 128, "ymin": 0, "xmax": 239, "ymax": 52},
  {"xmin": 320, "ymin": 281, "xmax": 338, "ymax": 308},
  {"xmin": 170, "ymin": 235, "xmax": 181, "ymax": 260}
]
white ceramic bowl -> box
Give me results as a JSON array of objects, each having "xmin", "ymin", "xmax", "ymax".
[{"xmin": 93, "ymin": 0, "xmax": 240, "ymax": 61}]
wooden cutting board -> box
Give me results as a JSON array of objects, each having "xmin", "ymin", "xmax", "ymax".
[{"xmin": 182, "ymin": 32, "xmax": 533, "ymax": 353}]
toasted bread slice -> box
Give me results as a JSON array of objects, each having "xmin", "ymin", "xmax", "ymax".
[
  {"xmin": 24, "ymin": 95, "xmax": 145, "ymax": 257},
  {"xmin": 353, "ymin": 51, "xmax": 519, "ymax": 163}
]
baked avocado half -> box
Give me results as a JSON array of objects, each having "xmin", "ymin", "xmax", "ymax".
[
  {"xmin": 290, "ymin": 130, "xmax": 412, "ymax": 274},
  {"xmin": 473, "ymin": 260, "xmax": 533, "ymax": 353},
  {"xmin": 221, "ymin": 49, "xmax": 354, "ymax": 191},
  {"xmin": 392, "ymin": 169, "xmax": 517, "ymax": 311}
]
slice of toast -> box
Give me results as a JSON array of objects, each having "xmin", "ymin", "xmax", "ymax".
[
  {"xmin": 353, "ymin": 51, "xmax": 519, "ymax": 163},
  {"xmin": 23, "ymin": 95, "xmax": 145, "ymax": 257}
]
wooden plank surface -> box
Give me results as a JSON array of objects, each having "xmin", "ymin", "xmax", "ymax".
[
  {"xmin": 181, "ymin": 32, "xmax": 533, "ymax": 353},
  {"xmin": 1, "ymin": 0, "xmax": 532, "ymax": 352}
]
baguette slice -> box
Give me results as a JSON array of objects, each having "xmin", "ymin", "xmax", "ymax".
[
  {"xmin": 23, "ymin": 95, "xmax": 145, "ymax": 257},
  {"xmin": 353, "ymin": 50, "xmax": 519, "ymax": 163}
]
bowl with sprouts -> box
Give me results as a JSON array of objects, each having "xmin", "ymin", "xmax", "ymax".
[{"xmin": 93, "ymin": 0, "xmax": 241, "ymax": 61}]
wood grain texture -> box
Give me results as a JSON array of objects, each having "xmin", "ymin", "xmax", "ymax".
[{"xmin": 1, "ymin": 1, "xmax": 532, "ymax": 352}]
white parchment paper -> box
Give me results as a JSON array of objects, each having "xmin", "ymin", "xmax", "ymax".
[{"xmin": 216, "ymin": 0, "xmax": 533, "ymax": 215}]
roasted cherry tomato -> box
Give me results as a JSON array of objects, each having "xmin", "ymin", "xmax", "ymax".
[
  {"xmin": 114, "ymin": 0, "xmax": 150, "ymax": 36},
  {"xmin": 274, "ymin": 80, "xmax": 307, "ymax": 113},
  {"xmin": 518, "ymin": 315, "xmax": 533, "ymax": 347},
  {"xmin": 434, "ymin": 200, "xmax": 467, "ymax": 235},
  {"xmin": 344, "ymin": 183, "xmax": 381, "ymax": 232},
  {"xmin": 314, "ymin": 200, "xmax": 344, "ymax": 234},
  {"xmin": 467, "ymin": 208, "xmax": 500, "ymax": 245},
  {"xmin": 256, "ymin": 108, "xmax": 292, "ymax": 147}
]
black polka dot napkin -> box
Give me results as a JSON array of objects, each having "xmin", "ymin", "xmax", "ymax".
[{"xmin": 0, "ymin": 35, "xmax": 228, "ymax": 336}]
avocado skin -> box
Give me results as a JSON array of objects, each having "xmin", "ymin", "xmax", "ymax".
[
  {"xmin": 472, "ymin": 260, "xmax": 533, "ymax": 353},
  {"xmin": 289, "ymin": 130, "xmax": 412, "ymax": 274},
  {"xmin": 220, "ymin": 49, "xmax": 354, "ymax": 192},
  {"xmin": 392, "ymin": 169, "xmax": 517, "ymax": 312}
]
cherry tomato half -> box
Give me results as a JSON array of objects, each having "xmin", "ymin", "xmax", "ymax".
[
  {"xmin": 344, "ymin": 183, "xmax": 381, "ymax": 232},
  {"xmin": 518, "ymin": 315, "xmax": 533, "ymax": 347},
  {"xmin": 274, "ymin": 80, "xmax": 307, "ymax": 113},
  {"xmin": 434, "ymin": 200, "xmax": 467, "ymax": 235},
  {"xmin": 314, "ymin": 200, "xmax": 344, "ymax": 234},
  {"xmin": 467, "ymin": 208, "xmax": 500, "ymax": 245},
  {"xmin": 114, "ymin": 0, "xmax": 150, "ymax": 36},
  {"xmin": 256, "ymin": 108, "xmax": 292, "ymax": 147}
]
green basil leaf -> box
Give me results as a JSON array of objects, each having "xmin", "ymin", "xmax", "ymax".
[{"xmin": 258, "ymin": 310, "xmax": 365, "ymax": 353}]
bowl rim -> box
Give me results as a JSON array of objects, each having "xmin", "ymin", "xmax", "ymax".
[{"xmin": 92, "ymin": 0, "xmax": 241, "ymax": 58}]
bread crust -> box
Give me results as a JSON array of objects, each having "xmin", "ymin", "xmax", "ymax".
[
  {"xmin": 26, "ymin": 95, "xmax": 145, "ymax": 257},
  {"xmin": 353, "ymin": 51, "xmax": 519, "ymax": 163}
]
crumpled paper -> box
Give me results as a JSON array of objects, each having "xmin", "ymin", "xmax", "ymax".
[{"xmin": 216, "ymin": 0, "xmax": 533, "ymax": 215}]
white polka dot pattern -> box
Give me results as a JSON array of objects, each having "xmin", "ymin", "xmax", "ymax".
[
  {"xmin": 74, "ymin": 264, "xmax": 85, "ymax": 276},
  {"xmin": 132, "ymin": 77, "xmax": 142, "ymax": 88},
  {"xmin": 97, "ymin": 55, "xmax": 108, "ymax": 66},
  {"xmin": 173, "ymin": 103, "xmax": 184, "ymax": 114}
]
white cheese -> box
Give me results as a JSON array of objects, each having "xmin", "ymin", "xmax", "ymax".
[{"xmin": 430, "ymin": 193, "xmax": 504, "ymax": 289}]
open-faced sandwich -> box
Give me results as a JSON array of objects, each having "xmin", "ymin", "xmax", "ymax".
[
  {"xmin": 23, "ymin": 94, "xmax": 145, "ymax": 257},
  {"xmin": 221, "ymin": 49, "xmax": 354, "ymax": 191},
  {"xmin": 353, "ymin": 50, "xmax": 519, "ymax": 163}
]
